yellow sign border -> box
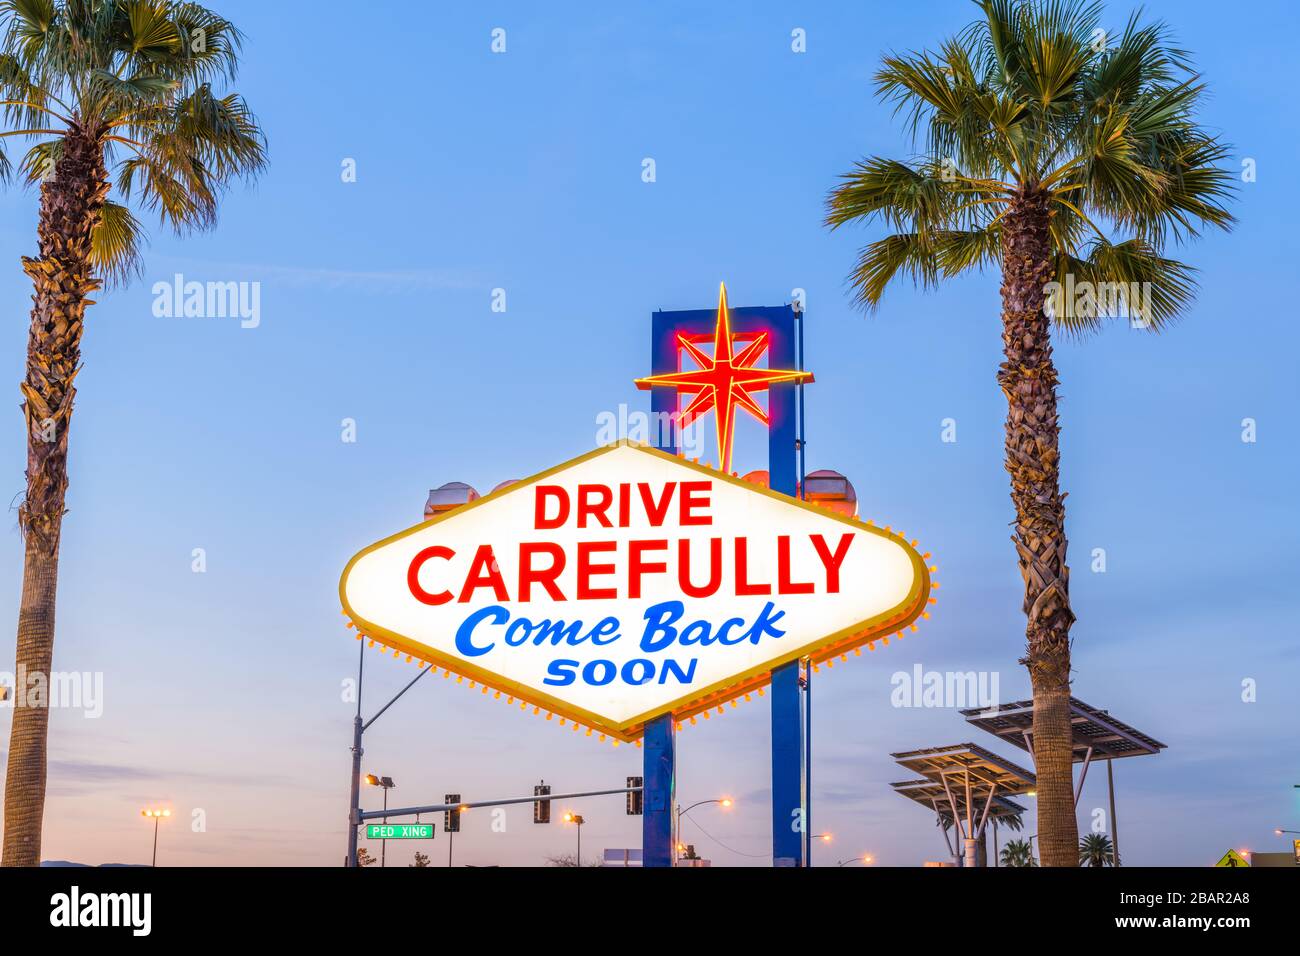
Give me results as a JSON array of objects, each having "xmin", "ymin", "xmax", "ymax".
[{"xmin": 339, "ymin": 441, "xmax": 932, "ymax": 741}]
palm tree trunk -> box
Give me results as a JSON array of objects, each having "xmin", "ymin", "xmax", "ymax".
[
  {"xmin": 2, "ymin": 131, "xmax": 106, "ymax": 867},
  {"xmin": 998, "ymin": 185, "xmax": 1078, "ymax": 867}
]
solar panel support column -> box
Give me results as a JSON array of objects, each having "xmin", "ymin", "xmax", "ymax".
[
  {"xmin": 964, "ymin": 767, "xmax": 977, "ymax": 868},
  {"xmin": 1074, "ymin": 746, "xmax": 1094, "ymax": 807},
  {"xmin": 1108, "ymin": 758, "xmax": 1120, "ymax": 865}
]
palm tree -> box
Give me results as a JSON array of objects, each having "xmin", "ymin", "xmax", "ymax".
[
  {"xmin": 1000, "ymin": 838, "xmax": 1038, "ymax": 867},
  {"xmin": 0, "ymin": 0, "xmax": 264, "ymax": 867},
  {"xmin": 826, "ymin": 0, "xmax": 1232, "ymax": 866},
  {"xmin": 1079, "ymin": 832, "xmax": 1115, "ymax": 866}
]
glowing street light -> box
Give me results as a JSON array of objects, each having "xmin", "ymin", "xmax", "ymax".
[
  {"xmin": 562, "ymin": 812, "xmax": 586, "ymax": 864},
  {"xmin": 140, "ymin": 808, "xmax": 171, "ymax": 867},
  {"xmin": 837, "ymin": 853, "xmax": 873, "ymax": 867},
  {"xmin": 674, "ymin": 797, "xmax": 734, "ymax": 866}
]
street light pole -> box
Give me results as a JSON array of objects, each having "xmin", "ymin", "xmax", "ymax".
[
  {"xmin": 673, "ymin": 798, "xmax": 733, "ymax": 866},
  {"xmin": 345, "ymin": 639, "xmax": 433, "ymax": 867},
  {"xmin": 561, "ymin": 816, "xmax": 587, "ymax": 868},
  {"xmin": 563, "ymin": 813, "xmax": 585, "ymax": 865},
  {"xmin": 140, "ymin": 809, "xmax": 171, "ymax": 867},
  {"xmin": 809, "ymin": 832, "xmax": 832, "ymax": 867},
  {"xmin": 346, "ymin": 640, "xmax": 364, "ymax": 868},
  {"xmin": 363, "ymin": 774, "xmax": 397, "ymax": 867}
]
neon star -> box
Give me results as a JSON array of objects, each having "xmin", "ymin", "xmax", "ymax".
[{"xmin": 635, "ymin": 283, "xmax": 812, "ymax": 473}]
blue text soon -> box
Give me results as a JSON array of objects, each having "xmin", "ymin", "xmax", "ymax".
[{"xmin": 451, "ymin": 599, "xmax": 787, "ymax": 687}]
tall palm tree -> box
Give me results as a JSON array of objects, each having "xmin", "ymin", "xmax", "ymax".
[
  {"xmin": 0, "ymin": 0, "xmax": 264, "ymax": 866},
  {"xmin": 1000, "ymin": 837, "xmax": 1038, "ymax": 867},
  {"xmin": 1078, "ymin": 832, "xmax": 1115, "ymax": 866},
  {"xmin": 826, "ymin": 0, "xmax": 1232, "ymax": 866}
]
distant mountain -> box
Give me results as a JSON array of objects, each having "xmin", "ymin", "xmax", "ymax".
[{"xmin": 41, "ymin": 860, "xmax": 148, "ymax": 868}]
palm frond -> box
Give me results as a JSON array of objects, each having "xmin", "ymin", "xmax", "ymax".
[
  {"xmin": 1050, "ymin": 236, "xmax": 1197, "ymax": 333},
  {"xmin": 829, "ymin": 0, "xmax": 1233, "ymax": 322},
  {"xmin": 1, "ymin": 1, "xmax": 266, "ymax": 253},
  {"xmin": 116, "ymin": 149, "xmax": 215, "ymax": 229},
  {"xmin": 846, "ymin": 232, "xmax": 941, "ymax": 309},
  {"xmin": 827, "ymin": 157, "xmax": 963, "ymax": 232},
  {"xmin": 89, "ymin": 198, "xmax": 144, "ymax": 286},
  {"xmin": 17, "ymin": 131, "xmax": 56, "ymax": 182}
]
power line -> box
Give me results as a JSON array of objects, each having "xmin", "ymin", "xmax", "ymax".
[{"xmin": 681, "ymin": 816, "xmax": 769, "ymax": 860}]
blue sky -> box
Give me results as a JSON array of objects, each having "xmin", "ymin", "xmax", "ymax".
[{"xmin": 0, "ymin": 0, "xmax": 1297, "ymax": 866}]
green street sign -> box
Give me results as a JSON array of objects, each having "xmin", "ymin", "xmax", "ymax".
[{"xmin": 366, "ymin": 824, "xmax": 434, "ymax": 840}]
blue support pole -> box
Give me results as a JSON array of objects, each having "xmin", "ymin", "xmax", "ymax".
[
  {"xmin": 802, "ymin": 664, "xmax": 812, "ymax": 866},
  {"xmin": 766, "ymin": 307, "xmax": 803, "ymax": 868},
  {"xmin": 771, "ymin": 662, "xmax": 803, "ymax": 866},
  {"xmin": 644, "ymin": 314, "xmax": 681, "ymax": 868},
  {"xmin": 648, "ymin": 303, "xmax": 803, "ymax": 868},
  {"xmin": 797, "ymin": 302, "xmax": 811, "ymax": 867},
  {"xmin": 642, "ymin": 714, "xmax": 676, "ymax": 867}
]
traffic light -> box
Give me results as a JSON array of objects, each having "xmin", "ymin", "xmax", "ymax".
[
  {"xmin": 533, "ymin": 782, "xmax": 552, "ymax": 824},
  {"xmin": 626, "ymin": 776, "xmax": 643, "ymax": 815},
  {"xmin": 444, "ymin": 794, "xmax": 461, "ymax": 833}
]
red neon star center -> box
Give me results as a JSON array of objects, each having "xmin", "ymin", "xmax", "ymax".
[{"xmin": 635, "ymin": 283, "xmax": 812, "ymax": 473}]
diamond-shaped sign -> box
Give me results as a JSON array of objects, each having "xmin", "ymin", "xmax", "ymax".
[{"xmin": 340, "ymin": 442, "xmax": 931, "ymax": 741}]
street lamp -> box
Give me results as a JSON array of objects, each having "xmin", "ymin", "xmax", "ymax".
[
  {"xmin": 364, "ymin": 774, "xmax": 396, "ymax": 867},
  {"xmin": 140, "ymin": 808, "xmax": 171, "ymax": 867},
  {"xmin": 563, "ymin": 812, "xmax": 585, "ymax": 865},
  {"xmin": 837, "ymin": 853, "xmax": 872, "ymax": 867},
  {"xmin": 794, "ymin": 831, "xmax": 832, "ymax": 866},
  {"xmin": 674, "ymin": 797, "xmax": 733, "ymax": 866}
]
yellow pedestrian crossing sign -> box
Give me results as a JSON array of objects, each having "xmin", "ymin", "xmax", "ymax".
[{"xmin": 1215, "ymin": 849, "xmax": 1250, "ymax": 867}]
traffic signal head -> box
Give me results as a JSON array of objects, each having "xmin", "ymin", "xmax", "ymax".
[
  {"xmin": 626, "ymin": 776, "xmax": 644, "ymax": 816},
  {"xmin": 533, "ymin": 783, "xmax": 551, "ymax": 824},
  {"xmin": 444, "ymin": 793, "xmax": 461, "ymax": 833}
]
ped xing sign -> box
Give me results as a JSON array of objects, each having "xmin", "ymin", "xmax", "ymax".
[
  {"xmin": 366, "ymin": 824, "xmax": 434, "ymax": 840},
  {"xmin": 340, "ymin": 442, "xmax": 932, "ymax": 741}
]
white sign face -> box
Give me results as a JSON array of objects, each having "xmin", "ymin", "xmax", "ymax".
[{"xmin": 340, "ymin": 443, "xmax": 930, "ymax": 740}]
